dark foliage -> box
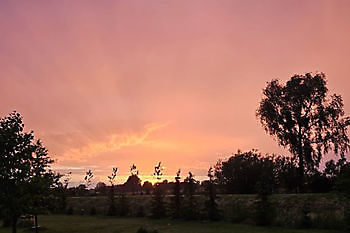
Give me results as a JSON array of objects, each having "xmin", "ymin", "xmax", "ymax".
[
  {"xmin": 214, "ymin": 150, "xmax": 275, "ymax": 194},
  {"xmin": 151, "ymin": 184, "xmax": 167, "ymax": 218},
  {"xmin": 95, "ymin": 182, "xmax": 107, "ymax": 195},
  {"xmin": 124, "ymin": 174, "xmax": 142, "ymax": 194},
  {"xmin": 151, "ymin": 162, "xmax": 166, "ymax": 218},
  {"xmin": 254, "ymin": 166, "xmax": 275, "ymax": 226},
  {"xmin": 204, "ymin": 167, "xmax": 220, "ymax": 221},
  {"xmin": 257, "ymin": 73, "xmax": 350, "ymax": 191},
  {"xmin": 171, "ymin": 169, "xmax": 182, "ymax": 219},
  {"xmin": 182, "ymin": 172, "xmax": 199, "ymax": 220},
  {"xmin": 0, "ymin": 111, "xmax": 59, "ymax": 233},
  {"xmin": 107, "ymin": 167, "xmax": 118, "ymax": 216},
  {"xmin": 142, "ymin": 181, "xmax": 153, "ymax": 195}
]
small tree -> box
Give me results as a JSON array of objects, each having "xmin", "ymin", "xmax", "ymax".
[
  {"xmin": 182, "ymin": 172, "xmax": 198, "ymax": 220},
  {"xmin": 125, "ymin": 164, "xmax": 142, "ymax": 194},
  {"xmin": 84, "ymin": 170, "xmax": 94, "ymax": 190},
  {"xmin": 204, "ymin": 167, "xmax": 220, "ymax": 221},
  {"xmin": 151, "ymin": 162, "xmax": 166, "ymax": 218},
  {"xmin": 257, "ymin": 73, "xmax": 350, "ymax": 191},
  {"xmin": 55, "ymin": 171, "xmax": 72, "ymax": 212},
  {"xmin": 171, "ymin": 169, "xmax": 182, "ymax": 219},
  {"xmin": 131, "ymin": 163, "xmax": 139, "ymax": 176},
  {"xmin": 0, "ymin": 111, "xmax": 58, "ymax": 233},
  {"xmin": 107, "ymin": 167, "xmax": 118, "ymax": 216}
]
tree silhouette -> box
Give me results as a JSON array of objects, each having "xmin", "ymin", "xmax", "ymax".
[
  {"xmin": 124, "ymin": 173, "xmax": 141, "ymax": 194},
  {"xmin": 125, "ymin": 164, "xmax": 141, "ymax": 194},
  {"xmin": 171, "ymin": 169, "xmax": 182, "ymax": 219},
  {"xmin": 153, "ymin": 162, "xmax": 163, "ymax": 180},
  {"xmin": 204, "ymin": 167, "xmax": 220, "ymax": 220},
  {"xmin": 56, "ymin": 171, "xmax": 72, "ymax": 212},
  {"xmin": 215, "ymin": 150, "xmax": 274, "ymax": 194},
  {"xmin": 0, "ymin": 111, "xmax": 58, "ymax": 233},
  {"xmin": 107, "ymin": 167, "xmax": 118, "ymax": 216},
  {"xmin": 257, "ymin": 73, "xmax": 350, "ymax": 191},
  {"xmin": 84, "ymin": 170, "xmax": 94, "ymax": 189},
  {"xmin": 130, "ymin": 163, "xmax": 139, "ymax": 176},
  {"xmin": 151, "ymin": 162, "xmax": 166, "ymax": 218},
  {"xmin": 182, "ymin": 172, "xmax": 198, "ymax": 220}
]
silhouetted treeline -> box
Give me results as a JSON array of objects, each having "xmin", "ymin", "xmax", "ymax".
[
  {"xmin": 214, "ymin": 150, "xmax": 348, "ymax": 194},
  {"xmin": 49, "ymin": 151, "xmax": 350, "ymax": 230},
  {"xmin": 62, "ymin": 151, "xmax": 348, "ymax": 197}
]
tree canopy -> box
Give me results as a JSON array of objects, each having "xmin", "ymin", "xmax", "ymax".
[
  {"xmin": 257, "ymin": 73, "xmax": 350, "ymax": 186},
  {"xmin": 0, "ymin": 111, "xmax": 58, "ymax": 233}
]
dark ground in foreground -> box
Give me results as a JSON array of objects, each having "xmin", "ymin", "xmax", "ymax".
[{"xmin": 0, "ymin": 215, "xmax": 342, "ymax": 233}]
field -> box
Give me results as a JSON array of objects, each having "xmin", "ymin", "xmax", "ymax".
[
  {"xmin": 63, "ymin": 193, "xmax": 345, "ymax": 229},
  {"xmin": 0, "ymin": 215, "xmax": 342, "ymax": 233}
]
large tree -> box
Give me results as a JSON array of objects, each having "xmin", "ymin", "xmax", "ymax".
[
  {"xmin": 0, "ymin": 111, "xmax": 58, "ymax": 233},
  {"xmin": 257, "ymin": 73, "xmax": 350, "ymax": 189}
]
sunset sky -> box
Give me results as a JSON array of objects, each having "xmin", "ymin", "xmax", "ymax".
[{"xmin": 1, "ymin": 1, "xmax": 350, "ymax": 185}]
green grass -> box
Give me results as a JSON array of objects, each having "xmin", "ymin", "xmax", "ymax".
[{"xmin": 0, "ymin": 215, "xmax": 342, "ymax": 233}]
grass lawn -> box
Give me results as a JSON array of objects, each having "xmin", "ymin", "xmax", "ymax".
[{"xmin": 0, "ymin": 215, "xmax": 342, "ymax": 233}]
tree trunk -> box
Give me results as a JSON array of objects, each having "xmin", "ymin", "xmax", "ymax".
[
  {"xmin": 298, "ymin": 155, "xmax": 304, "ymax": 192},
  {"xmin": 11, "ymin": 215, "xmax": 17, "ymax": 233},
  {"xmin": 298, "ymin": 126, "xmax": 304, "ymax": 193}
]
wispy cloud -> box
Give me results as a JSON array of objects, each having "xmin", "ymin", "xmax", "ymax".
[{"xmin": 58, "ymin": 122, "xmax": 168, "ymax": 162}]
